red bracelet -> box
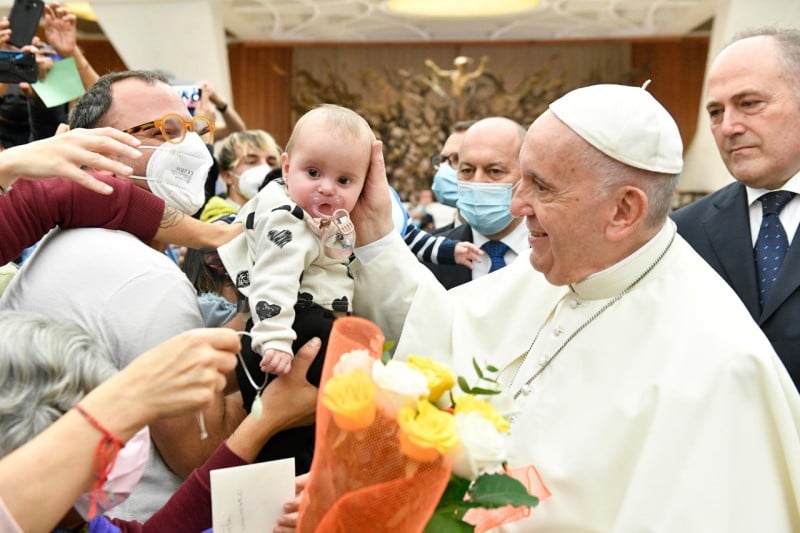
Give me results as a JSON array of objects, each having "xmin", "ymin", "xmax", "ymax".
[{"xmin": 73, "ymin": 403, "xmax": 124, "ymax": 519}]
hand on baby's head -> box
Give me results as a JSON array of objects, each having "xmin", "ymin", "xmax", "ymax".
[{"xmin": 260, "ymin": 348, "xmax": 293, "ymax": 375}]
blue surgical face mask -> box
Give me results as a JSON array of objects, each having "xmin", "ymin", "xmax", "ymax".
[
  {"xmin": 431, "ymin": 163, "xmax": 459, "ymax": 207},
  {"xmin": 457, "ymin": 180, "xmax": 518, "ymax": 236}
]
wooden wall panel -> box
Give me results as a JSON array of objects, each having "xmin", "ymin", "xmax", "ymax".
[
  {"xmin": 227, "ymin": 43, "xmax": 293, "ymax": 146},
  {"xmin": 631, "ymin": 37, "xmax": 710, "ymax": 150},
  {"xmin": 76, "ymin": 39, "xmax": 127, "ymax": 75}
]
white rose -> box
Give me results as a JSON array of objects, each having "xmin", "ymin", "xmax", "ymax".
[
  {"xmin": 333, "ymin": 349, "xmax": 375, "ymax": 376},
  {"xmin": 372, "ymin": 360, "xmax": 429, "ymax": 411},
  {"xmin": 449, "ymin": 412, "xmax": 507, "ymax": 479}
]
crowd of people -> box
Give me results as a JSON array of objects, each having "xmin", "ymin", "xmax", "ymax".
[{"xmin": 0, "ymin": 9, "xmax": 799, "ymax": 532}]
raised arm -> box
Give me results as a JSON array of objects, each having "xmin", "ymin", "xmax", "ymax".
[
  {"xmin": 0, "ymin": 127, "xmax": 141, "ymax": 194},
  {"xmin": 43, "ymin": 2, "xmax": 99, "ymax": 89}
]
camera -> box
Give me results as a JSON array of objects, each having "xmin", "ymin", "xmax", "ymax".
[{"xmin": 0, "ymin": 51, "xmax": 37, "ymax": 84}]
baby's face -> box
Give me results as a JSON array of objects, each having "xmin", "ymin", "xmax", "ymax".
[{"xmin": 282, "ymin": 126, "xmax": 370, "ymax": 218}]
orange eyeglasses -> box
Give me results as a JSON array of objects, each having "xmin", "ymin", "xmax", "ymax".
[{"xmin": 123, "ymin": 113, "xmax": 214, "ymax": 144}]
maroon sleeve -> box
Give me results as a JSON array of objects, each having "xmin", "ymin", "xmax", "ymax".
[
  {"xmin": 0, "ymin": 174, "xmax": 164, "ymax": 264},
  {"xmin": 109, "ymin": 443, "xmax": 248, "ymax": 533}
]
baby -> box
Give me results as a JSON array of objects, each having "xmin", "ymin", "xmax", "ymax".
[{"xmin": 219, "ymin": 104, "xmax": 372, "ymax": 400}]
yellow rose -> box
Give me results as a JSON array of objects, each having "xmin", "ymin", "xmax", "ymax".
[
  {"xmin": 406, "ymin": 355, "xmax": 455, "ymax": 402},
  {"xmin": 322, "ymin": 370, "xmax": 377, "ymax": 432},
  {"xmin": 454, "ymin": 394, "xmax": 510, "ymax": 433},
  {"xmin": 397, "ymin": 400, "xmax": 459, "ymax": 463}
]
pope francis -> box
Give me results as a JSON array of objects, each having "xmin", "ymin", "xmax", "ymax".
[{"xmin": 350, "ymin": 84, "xmax": 800, "ymax": 531}]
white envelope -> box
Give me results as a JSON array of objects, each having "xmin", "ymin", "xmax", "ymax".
[{"xmin": 211, "ymin": 458, "xmax": 295, "ymax": 533}]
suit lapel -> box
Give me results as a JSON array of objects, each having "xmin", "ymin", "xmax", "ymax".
[
  {"xmin": 760, "ymin": 216, "xmax": 800, "ymax": 322},
  {"xmin": 703, "ymin": 184, "xmax": 761, "ymax": 320}
]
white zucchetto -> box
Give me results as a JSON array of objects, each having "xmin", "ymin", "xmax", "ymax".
[{"xmin": 549, "ymin": 83, "xmax": 683, "ymax": 174}]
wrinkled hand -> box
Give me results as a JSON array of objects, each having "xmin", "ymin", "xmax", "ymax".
[
  {"xmin": 2, "ymin": 127, "xmax": 142, "ymax": 194},
  {"xmin": 454, "ymin": 241, "xmax": 484, "ymax": 269},
  {"xmin": 349, "ymin": 140, "xmax": 394, "ymax": 246},
  {"xmin": 117, "ymin": 328, "xmax": 240, "ymax": 421},
  {"xmin": 260, "ymin": 348, "xmax": 293, "ymax": 375},
  {"xmin": 43, "ymin": 3, "xmax": 77, "ymax": 57},
  {"xmin": 274, "ymin": 472, "xmax": 310, "ymax": 532}
]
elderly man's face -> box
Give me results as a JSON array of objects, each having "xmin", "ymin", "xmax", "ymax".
[
  {"xmin": 99, "ymin": 78, "xmax": 195, "ymax": 183},
  {"xmin": 706, "ymin": 36, "xmax": 800, "ymax": 190},
  {"xmin": 511, "ymin": 112, "xmax": 616, "ymax": 285}
]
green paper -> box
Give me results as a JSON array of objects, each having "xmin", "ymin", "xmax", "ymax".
[{"xmin": 30, "ymin": 57, "xmax": 85, "ymax": 108}]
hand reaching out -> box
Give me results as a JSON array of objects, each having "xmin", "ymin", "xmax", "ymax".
[
  {"xmin": 84, "ymin": 328, "xmax": 241, "ymax": 426},
  {"xmin": 260, "ymin": 348, "xmax": 293, "ymax": 375},
  {"xmin": 454, "ymin": 241, "xmax": 484, "ymax": 269},
  {"xmin": 0, "ymin": 127, "xmax": 142, "ymax": 194}
]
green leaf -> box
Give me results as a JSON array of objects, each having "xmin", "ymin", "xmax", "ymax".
[
  {"xmin": 468, "ymin": 386, "xmax": 501, "ymax": 396},
  {"xmin": 486, "ymin": 364, "xmax": 499, "ymax": 373},
  {"xmin": 437, "ymin": 475, "xmax": 472, "ymax": 507},
  {"xmin": 468, "ymin": 473, "xmax": 540, "ymax": 509},
  {"xmin": 472, "ymin": 357, "xmax": 485, "ymax": 380},
  {"xmin": 424, "ymin": 512, "xmax": 474, "ymax": 533},
  {"xmin": 457, "ymin": 376, "xmax": 472, "ymax": 394},
  {"xmin": 380, "ymin": 340, "xmax": 396, "ymax": 364}
]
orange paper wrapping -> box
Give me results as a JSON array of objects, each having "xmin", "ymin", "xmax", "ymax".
[{"xmin": 297, "ymin": 317, "xmax": 452, "ymax": 533}]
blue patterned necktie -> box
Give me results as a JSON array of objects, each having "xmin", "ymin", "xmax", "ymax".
[
  {"xmin": 754, "ymin": 190, "xmax": 795, "ymax": 307},
  {"xmin": 482, "ymin": 240, "xmax": 509, "ymax": 273}
]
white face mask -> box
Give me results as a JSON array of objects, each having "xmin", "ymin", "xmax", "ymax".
[
  {"xmin": 73, "ymin": 426, "xmax": 151, "ymax": 521},
  {"xmin": 232, "ymin": 164, "xmax": 271, "ymax": 200},
  {"xmin": 133, "ymin": 132, "xmax": 213, "ymax": 214}
]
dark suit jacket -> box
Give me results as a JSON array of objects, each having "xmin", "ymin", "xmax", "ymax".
[
  {"xmin": 425, "ymin": 223, "xmax": 473, "ymax": 289},
  {"xmin": 671, "ymin": 182, "xmax": 800, "ymax": 389}
]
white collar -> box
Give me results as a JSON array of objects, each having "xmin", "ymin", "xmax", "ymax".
[{"xmin": 570, "ymin": 221, "xmax": 676, "ymax": 301}]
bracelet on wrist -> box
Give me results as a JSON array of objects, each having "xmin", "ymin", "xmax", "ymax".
[
  {"xmin": 216, "ymin": 102, "xmax": 229, "ymax": 113},
  {"xmin": 73, "ymin": 403, "xmax": 124, "ymax": 519}
]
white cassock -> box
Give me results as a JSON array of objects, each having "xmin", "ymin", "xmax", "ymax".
[{"xmin": 353, "ymin": 220, "xmax": 800, "ymax": 532}]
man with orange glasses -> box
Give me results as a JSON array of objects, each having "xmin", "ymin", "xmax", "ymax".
[{"xmin": 0, "ymin": 71, "xmax": 245, "ymax": 521}]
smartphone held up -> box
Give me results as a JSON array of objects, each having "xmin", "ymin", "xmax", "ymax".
[{"xmin": 8, "ymin": 0, "xmax": 45, "ymax": 48}]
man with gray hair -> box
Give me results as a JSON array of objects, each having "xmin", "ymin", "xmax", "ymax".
[
  {"xmin": 672, "ymin": 28, "xmax": 800, "ymax": 389},
  {"xmin": 349, "ymin": 83, "xmax": 800, "ymax": 529}
]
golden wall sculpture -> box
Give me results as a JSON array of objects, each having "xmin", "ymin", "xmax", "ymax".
[{"xmin": 291, "ymin": 55, "xmax": 567, "ymax": 199}]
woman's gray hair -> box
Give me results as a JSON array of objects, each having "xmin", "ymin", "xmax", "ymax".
[{"xmin": 0, "ymin": 311, "xmax": 117, "ymax": 457}]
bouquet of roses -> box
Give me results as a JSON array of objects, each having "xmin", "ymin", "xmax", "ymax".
[{"xmin": 296, "ymin": 316, "xmax": 548, "ymax": 532}]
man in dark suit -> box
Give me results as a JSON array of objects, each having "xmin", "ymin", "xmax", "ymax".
[
  {"xmin": 671, "ymin": 28, "xmax": 800, "ymax": 388},
  {"xmin": 426, "ymin": 117, "xmax": 530, "ymax": 289}
]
